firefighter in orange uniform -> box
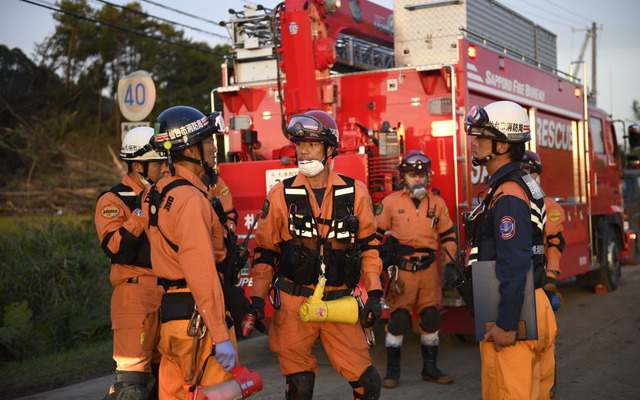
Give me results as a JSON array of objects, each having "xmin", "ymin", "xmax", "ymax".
[
  {"xmin": 375, "ymin": 149, "xmax": 457, "ymax": 389},
  {"xmin": 209, "ymin": 176, "xmax": 238, "ymax": 231},
  {"xmin": 521, "ymin": 150, "xmax": 566, "ymax": 399},
  {"xmin": 95, "ymin": 127, "xmax": 166, "ymax": 400},
  {"xmin": 141, "ymin": 106, "xmax": 237, "ymax": 399},
  {"xmin": 521, "ymin": 150, "xmax": 566, "ymax": 300},
  {"xmin": 249, "ymin": 110, "xmax": 384, "ymax": 399},
  {"xmin": 464, "ymin": 101, "xmax": 557, "ymax": 400}
]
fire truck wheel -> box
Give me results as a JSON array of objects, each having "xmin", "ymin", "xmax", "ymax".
[
  {"xmin": 578, "ymin": 225, "xmax": 622, "ymax": 292},
  {"xmin": 600, "ymin": 225, "xmax": 622, "ymax": 291}
]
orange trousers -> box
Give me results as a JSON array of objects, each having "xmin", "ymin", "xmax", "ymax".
[
  {"xmin": 269, "ymin": 291, "xmax": 372, "ymax": 382},
  {"xmin": 479, "ymin": 288, "xmax": 557, "ymax": 400},
  {"xmin": 111, "ymin": 275, "xmax": 164, "ymax": 372},
  {"xmin": 157, "ymin": 290, "xmax": 237, "ymax": 400},
  {"xmin": 386, "ymin": 265, "xmax": 441, "ymax": 316}
]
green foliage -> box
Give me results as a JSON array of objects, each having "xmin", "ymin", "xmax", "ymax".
[
  {"xmin": 0, "ymin": 216, "xmax": 111, "ymax": 361},
  {"xmin": 1, "ymin": 1, "xmax": 230, "ymax": 195},
  {"xmin": 0, "ymin": 338, "xmax": 113, "ymax": 397}
]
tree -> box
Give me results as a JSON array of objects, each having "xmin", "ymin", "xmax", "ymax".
[{"xmin": 1, "ymin": 0, "xmax": 230, "ymax": 201}]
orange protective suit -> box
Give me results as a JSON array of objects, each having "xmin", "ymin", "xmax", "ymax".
[
  {"xmin": 95, "ymin": 174, "xmax": 164, "ymax": 374},
  {"xmin": 209, "ymin": 176, "xmax": 237, "ymax": 230},
  {"xmin": 250, "ymin": 168, "xmax": 382, "ymax": 384},
  {"xmin": 141, "ymin": 164, "xmax": 235, "ymax": 399},
  {"xmin": 543, "ymin": 197, "xmax": 565, "ymax": 274},
  {"xmin": 375, "ymin": 188, "xmax": 457, "ymax": 317}
]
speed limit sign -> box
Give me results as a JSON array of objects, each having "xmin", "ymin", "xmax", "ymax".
[{"xmin": 117, "ymin": 70, "xmax": 156, "ymax": 122}]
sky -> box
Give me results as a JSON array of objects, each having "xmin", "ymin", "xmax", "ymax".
[{"xmin": 2, "ymin": 0, "xmax": 640, "ymax": 134}]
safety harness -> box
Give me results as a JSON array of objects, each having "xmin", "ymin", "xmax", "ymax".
[
  {"xmin": 99, "ymin": 183, "xmax": 152, "ymax": 269},
  {"xmin": 257, "ymin": 175, "xmax": 374, "ymax": 295},
  {"xmin": 466, "ymin": 168, "xmax": 547, "ymax": 287},
  {"xmin": 144, "ymin": 179, "xmax": 238, "ymax": 329}
]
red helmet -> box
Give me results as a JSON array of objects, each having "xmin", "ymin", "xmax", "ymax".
[
  {"xmin": 286, "ymin": 110, "xmax": 339, "ymax": 147},
  {"xmin": 521, "ymin": 150, "xmax": 542, "ymax": 174},
  {"xmin": 398, "ymin": 149, "xmax": 432, "ymax": 173}
]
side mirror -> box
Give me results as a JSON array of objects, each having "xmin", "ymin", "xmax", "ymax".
[{"xmin": 628, "ymin": 124, "xmax": 640, "ymax": 148}]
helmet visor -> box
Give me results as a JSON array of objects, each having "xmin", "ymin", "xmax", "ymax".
[
  {"xmin": 287, "ymin": 115, "xmax": 330, "ymax": 141},
  {"xmin": 464, "ymin": 105, "xmax": 507, "ymax": 141}
]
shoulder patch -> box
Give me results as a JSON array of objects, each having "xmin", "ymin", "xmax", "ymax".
[
  {"xmin": 101, "ymin": 204, "xmax": 120, "ymax": 219},
  {"xmin": 375, "ymin": 203, "xmax": 383, "ymax": 215},
  {"xmin": 499, "ymin": 216, "xmax": 516, "ymax": 240},
  {"xmin": 548, "ymin": 210, "xmax": 562, "ymax": 222},
  {"xmin": 220, "ymin": 186, "xmax": 230, "ymax": 196},
  {"xmin": 261, "ymin": 199, "xmax": 270, "ymax": 219}
]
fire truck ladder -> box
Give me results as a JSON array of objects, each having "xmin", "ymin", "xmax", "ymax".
[{"xmin": 334, "ymin": 34, "xmax": 395, "ymax": 71}]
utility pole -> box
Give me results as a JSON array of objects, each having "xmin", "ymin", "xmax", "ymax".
[{"xmin": 572, "ymin": 22, "xmax": 603, "ymax": 103}]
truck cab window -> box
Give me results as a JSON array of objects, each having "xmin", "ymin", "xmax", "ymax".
[{"xmin": 590, "ymin": 116, "xmax": 605, "ymax": 154}]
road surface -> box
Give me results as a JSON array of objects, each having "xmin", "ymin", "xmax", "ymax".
[{"xmin": 14, "ymin": 264, "xmax": 640, "ymax": 400}]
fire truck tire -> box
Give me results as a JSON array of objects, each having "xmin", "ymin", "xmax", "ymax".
[{"xmin": 578, "ymin": 225, "xmax": 622, "ymax": 292}]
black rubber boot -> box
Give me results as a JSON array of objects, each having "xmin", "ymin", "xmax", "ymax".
[
  {"xmin": 103, "ymin": 370, "xmax": 151, "ymax": 400},
  {"xmin": 421, "ymin": 345, "xmax": 453, "ymax": 384},
  {"xmin": 382, "ymin": 346, "xmax": 401, "ymax": 388},
  {"xmin": 149, "ymin": 363, "xmax": 160, "ymax": 400},
  {"xmin": 286, "ymin": 371, "xmax": 315, "ymax": 400}
]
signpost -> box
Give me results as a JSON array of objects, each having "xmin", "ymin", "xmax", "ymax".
[{"xmin": 117, "ymin": 70, "xmax": 156, "ymax": 139}]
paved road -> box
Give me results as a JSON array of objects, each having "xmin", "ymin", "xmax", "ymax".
[{"xmin": 15, "ymin": 264, "xmax": 640, "ymax": 400}]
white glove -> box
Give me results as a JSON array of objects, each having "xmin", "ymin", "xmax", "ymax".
[{"xmin": 213, "ymin": 339, "xmax": 237, "ymax": 371}]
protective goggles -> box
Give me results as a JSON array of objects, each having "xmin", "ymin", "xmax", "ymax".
[
  {"xmin": 464, "ymin": 105, "xmax": 507, "ymax": 141},
  {"xmin": 286, "ymin": 114, "xmax": 330, "ymax": 140},
  {"xmin": 521, "ymin": 161, "xmax": 542, "ymax": 175},
  {"xmin": 399, "ymin": 159, "xmax": 432, "ymax": 172}
]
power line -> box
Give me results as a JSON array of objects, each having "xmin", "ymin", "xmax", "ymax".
[
  {"xmin": 500, "ymin": 0, "xmax": 581, "ymax": 28},
  {"xmin": 19, "ymin": 0, "xmax": 229, "ymax": 57},
  {"xmin": 92, "ymin": 0, "xmax": 229, "ymax": 40},
  {"xmin": 541, "ymin": 0, "xmax": 592, "ymax": 24},
  {"xmin": 139, "ymin": 0, "xmax": 221, "ymax": 26}
]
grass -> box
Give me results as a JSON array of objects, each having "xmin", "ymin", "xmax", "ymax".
[
  {"xmin": 0, "ymin": 338, "xmax": 114, "ymax": 398},
  {"xmin": 0, "ymin": 215, "xmax": 113, "ymax": 398}
]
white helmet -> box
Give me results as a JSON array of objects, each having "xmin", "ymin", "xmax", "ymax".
[
  {"xmin": 465, "ymin": 100, "xmax": 530, "ymax": 143},
  {"xmin": 120, "ymin": 127, "xmax": 166, "ymax": 162}
]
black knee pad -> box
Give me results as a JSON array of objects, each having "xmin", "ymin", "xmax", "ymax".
[
  {"xmin": 286, "ymin": 371, "xmax": 315, "ymax": 400},
  {"xmin": 419, "ymin": 306, "xmax": 440, "ymax": 333},
  {"xmin": 349, "ymin": 365, "xmax": 381, "ymax": 400},
  {"xmin": 387, "ymin": 308, "xmax": 412, "ymax": 336}
]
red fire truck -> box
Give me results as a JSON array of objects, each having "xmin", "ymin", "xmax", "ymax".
[{"xmin": 213, "ymin": 0, "xmax": 631, "ymax": 333}]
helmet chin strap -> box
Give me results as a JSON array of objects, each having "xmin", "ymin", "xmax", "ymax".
[
  {"xmin": 472, "ymin": 141, "xmax": 508, "ymax": 166},
  {"xmin": 170, "ymin": 142, "xmax": 218, "ymax": 184},
  {"xmin": 136, "ymin": 164, "xmax": 154, "ymax": 187}
]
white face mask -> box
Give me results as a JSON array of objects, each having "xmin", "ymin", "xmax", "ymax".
[
  {"xmin": 140, "ymin": 177, "xmax": 152, "ymax": 188},
  {"xmin": 298, "ymin": 160, "xmax": 325, "ymax": 177}
]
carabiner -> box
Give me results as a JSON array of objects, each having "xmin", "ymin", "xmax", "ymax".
[{"xmin": 187, "ymin": 304, "xmax": 207, "ymax": 339}]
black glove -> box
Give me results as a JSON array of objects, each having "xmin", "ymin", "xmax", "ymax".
[
  {"xmin": 249, "ymin": 296, "xmax": 268, "ymax": 333},
  {"xmin": 443, "ymin": 262, "xmax": 458, "ymax": 290},
  {"xmin": 362, "ymin": 290, "xmax": 383, "ymax": 328},
  {"xmin": 250, "ymin": 296, "xmax": 265, "ymax": 320}
]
